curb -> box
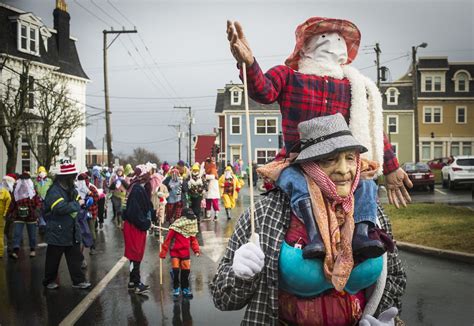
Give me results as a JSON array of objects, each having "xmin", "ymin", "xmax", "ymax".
[{"xmin": 397, "ymin": 241, "xmax": 474, "ymax": 265}]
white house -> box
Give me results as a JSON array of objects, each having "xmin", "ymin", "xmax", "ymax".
[{"xmin": 0, "ymin": 0, "xmax": 89, "ymax": 176}]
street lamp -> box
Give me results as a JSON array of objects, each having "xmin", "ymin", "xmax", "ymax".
[{"xmin": 412, "ymin": 42, "xmax": 428, "ymax": 162}]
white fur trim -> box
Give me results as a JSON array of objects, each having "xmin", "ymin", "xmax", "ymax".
[
  {"xmin": 297, "ymin": 58, "xmax": 344, "ymax": 79},
  {"xmin": 363, "ymin": 252, "xmax": 388, "ymax": 316},
  {"xmin": 342, "ymin": 66, "xmax": 384, "ymax": 175}
]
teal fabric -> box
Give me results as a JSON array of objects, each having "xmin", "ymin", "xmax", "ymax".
[{"xmin": 278, "ymin": 241, "xmax": 383, "ymax": 297}]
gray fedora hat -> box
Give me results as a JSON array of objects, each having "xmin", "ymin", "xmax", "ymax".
[{"xmin": 294, "ymin": 113, "xmax": 368, "ymax": 163}]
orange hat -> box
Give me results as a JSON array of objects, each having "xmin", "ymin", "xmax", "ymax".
[{"xmin": 285, "ymin": 17, "xmax": 361, "ymax": 70}]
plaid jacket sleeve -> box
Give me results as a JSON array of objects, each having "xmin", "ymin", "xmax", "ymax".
[
  {"xmin": 239, "ymin": 59, "xmax": 290, "ymax": 104},
  {"xmin": 376, "ymin": 205, "xmax": 407, "ymax": 316},
  {"xmin": 383, "ymin": 133, "xmax": 400, "ymax": 175},
  {"xmin": 210, "ymin": 208, "xmax": 262, "ymax": 311}
]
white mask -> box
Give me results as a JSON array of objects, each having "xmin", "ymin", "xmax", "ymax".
[
  {"xmin": 301, "ymin": 33, "xmax": 348, "ymax": 66},
  {"xmin": 39, "ymin": 171, "xmax": 47, "ymax": 179}
]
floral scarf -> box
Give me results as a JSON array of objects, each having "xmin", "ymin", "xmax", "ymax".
[
  {"xmin": 300, "ymin": 154, "xmax": 361, "ymax": 291},
  {"xmin": 170, "ymin": 217, "xmax": 198, "ymax": 238}
]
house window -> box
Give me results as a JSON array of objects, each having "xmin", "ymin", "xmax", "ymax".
[
  {"xmin": 453, "ymin": 71, "xmax": 471, "ymax": 92},
  {"xmin": 230, "ymin": 88, "xmax": 242, "ymax": 106},
  {"xmin": 421, "ymin": 142, "xmax": 431, "ymax": 161},
  {"xmin": 451, "ymin": 142, "xmax": 460, "ymax": 156},
  {"xmin": 462, "ymin": 142, "xmax": 472, "ymax": 155},
  {"xmin": 433, "ymin": 142, "xmax": 443, "ymax": 158},
  {"xmin": 390, "ymin": 143, "xmax": 398, "ymax": 157},
  {"xmin": 230, "ymin": 115, "xmax": 241, "ymax": 135},
  {"xmin": 385, "ymin": 88, "xmax": 399, "ymax": 105},
  {"xmin": 423, "ymin": 106, "xmax": 442, "ymax": 123},
  {"xmin": 18, "ymin": 22, "xmax": 39, "ymax": 55},
  {"xmin": 256, "ymin": 149, "xmax": 277, "ymax": 165},
  {"xmin": 255, "ymin": 118, "xmax": 277, "ymax": 135},
  {"xmin": 21, "ymin": 137, "xmax": 31, "ymax": 173},
  {"xmin": 422, "ymin": 73, "xmax": 445, "ymax": 92},
  {"xmin": 456, "ymin": 106, "xmax": 466, "ymax": 124},
  {"xmin": 387, "ymin": 115, "xmax": 398, "ymax": 134}
]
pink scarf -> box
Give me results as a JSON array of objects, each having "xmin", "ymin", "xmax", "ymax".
[{"xmin": 301, "ymin": 153, "xmax": 361, "ymax": 214}]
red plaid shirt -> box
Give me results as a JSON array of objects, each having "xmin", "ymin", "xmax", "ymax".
[
  {"xmin": 12, "ymin": 196, "xmax": 41, "ymax": 222},
  {"xmin": 87, "ymin": 184, "xmax": 100, "ymax": 219},
  {"xmin": 240, "ymin": 60, "xmax": 399, "ymax": 174}
]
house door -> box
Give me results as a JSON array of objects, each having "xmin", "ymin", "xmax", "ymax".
[{"xmin": 230, "ymin": 145, "xmax": 242, "ymax": 163}]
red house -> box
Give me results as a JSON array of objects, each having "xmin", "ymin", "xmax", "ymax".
[{"xmin": 194, "ymin": 134, "xmax": 216, "ymax": 163}]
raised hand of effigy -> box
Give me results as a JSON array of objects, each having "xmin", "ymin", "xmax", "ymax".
[
  {"xmin": 226, "ymin": 20, "xmax": 254, "ymax": 66},
  {"xmin": 385, "ymin": 168, "xmax": 413, "ymax": 208}
]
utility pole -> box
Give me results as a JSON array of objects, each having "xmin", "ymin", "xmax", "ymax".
[
  {"xmin": 168, "ymin": 124, "xmax": 182, "ymax": 161},
  {"xmin": 103, "ymin": 28, "xmax": 137, "ymax": 168},
  {"xmin": 374, "ymin": 43, "xmax": 382, "ymax": 88},
  {"xmin": 412, "ymin": 42, "xmax": 428, "ymax": 162},
  {"xmin": 174, "ymin": 106, "xmax": 192, "ymax": 164}
]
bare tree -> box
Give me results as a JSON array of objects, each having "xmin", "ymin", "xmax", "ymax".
[
  {"xmin": 23, "ymin": 75, "xmax": 84, "ymax": 171},
  {"xmin": 0, "ymin": 62, "xmax": 30, "ymax": 173},
  {"xmin": 118, "ymin": 147, "xmax": 160, "ymax": 167}
]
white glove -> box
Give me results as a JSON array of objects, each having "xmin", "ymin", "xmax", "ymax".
[
  {"xmin": 232, "ymin": 234, "xmax": 265, "ymax": 279},
  {"xmin": 115, "ymin": 180, "xmax": 122, "ymax": 188},
  {"xmin": 359, "ymin": 307, "xmax": 398, "ymax": 326}
]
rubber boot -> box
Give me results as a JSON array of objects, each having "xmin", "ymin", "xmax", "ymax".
[
  {"xmin": 352, "ymin": 222, "xmax": 385, "ymax": 260},
  {"xmin": 225, "ymin": 208, "xmax": 231, "ymax": 220},
  {"xmin": 297, "ymin": 199, "xmax": 325, "ymax": 259}
]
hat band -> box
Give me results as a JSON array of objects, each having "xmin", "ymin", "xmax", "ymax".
[{"xmin": 300, "ymin": 130, "xmax": 353, "ymax": 152}]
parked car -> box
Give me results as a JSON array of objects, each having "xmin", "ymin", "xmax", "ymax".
[
  {"xmin": 427, "ymin": 157, "xmax": 451, "ymax": 170},
  {"xmin": 441, "ymin": 156, "xmax": 474, "ymax": 190},
  {"xmin": 401, "ymin": 162, "xmax": 435, "ymax": 192}
]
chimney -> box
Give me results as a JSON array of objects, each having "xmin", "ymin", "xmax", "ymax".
[{"xmin": 53, "ymin": 0, "xmax": 70, "ymax": 57}]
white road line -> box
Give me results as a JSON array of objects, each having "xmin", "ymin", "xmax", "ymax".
[
  {"xmin": 435, "ymin": 189, "xmax": 447, "ymax": 195},
  {"xmin": 59, "ymin": 256, "xmax": 128, "ymax": 326}
]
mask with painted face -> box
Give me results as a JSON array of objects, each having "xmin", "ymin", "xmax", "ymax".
[{"xmin": 301, "ymin": 32, "xmax": 348, "ymax": 66}]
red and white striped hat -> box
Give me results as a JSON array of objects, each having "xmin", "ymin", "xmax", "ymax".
[{"xmin": 58, "ymin": 159, "xmax": 78, "ymax": 175}]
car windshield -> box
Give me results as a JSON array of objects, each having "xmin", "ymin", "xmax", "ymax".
[
  {"xmin": 457, "ymin": 159, "xmax": 474, "ymax": 166},
  {"xmin": 404, "ymin": 163, "xmax": 429, "ymax": 172}
]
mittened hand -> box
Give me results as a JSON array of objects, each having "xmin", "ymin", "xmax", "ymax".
[
  {"xmin": 359, "ymin": 307, "xmax": 398, "ymax": 326},
  {"xmin": 226, "ymin": 20, "xmax": 254, "ymax": 66},
  {"xmin": 232, "ymin": 234, "xmax": 265, "ymax": 279},
  {"xmin": 85, "ymin": 197, "xmax": 94, "ymax": 208},
  {"xmin": 159, "ymin": 251, "xmax": 166, "ymax": 259}
]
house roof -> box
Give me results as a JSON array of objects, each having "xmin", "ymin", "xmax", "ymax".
[
  {"xmin": 214, "ymin": 83, "xmax": 280, "ymax": 113},
  {"xmin": 0, "ymin": 4, "xmax": 88, "ymax": 80},
  {"xmin": 379, "ymin": 84, "xmax": 414, "ymax": 111}
]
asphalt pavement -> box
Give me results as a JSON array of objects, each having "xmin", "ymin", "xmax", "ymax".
[{"xmin": 0, "ymin": 185, "xmax": 473, "ymax": 325}]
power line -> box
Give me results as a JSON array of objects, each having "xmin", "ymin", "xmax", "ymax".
[
  {"xmin": 72, "ymin": 0, "xmax": 110, "ymax": 26},
  {"xmin": 90, "ymin": 0, "xmax": 122, "ymax": 26},
  {"xmin": 106, "ymin": 0, "xmax": 135, "ymax": 27}
]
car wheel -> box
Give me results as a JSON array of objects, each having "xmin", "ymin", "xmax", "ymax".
[
  {"xmin": 429, "ymin": 184, "xmax": 434, "ymax": 192},
  {"xmin": 448, "ymin": 176, "xmax": 456, "ymax": 190}
]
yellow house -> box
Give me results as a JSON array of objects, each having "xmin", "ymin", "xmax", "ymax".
[{"xmin": 417, "ymin": 57, "xmax": 474, "ymax": 161}]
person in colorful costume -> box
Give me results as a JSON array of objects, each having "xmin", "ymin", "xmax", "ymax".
[
  {"xmin": 159, "ymin": 207, "xmax": 200, "ymax": 298},
  {"xmin": 10, "ymin": 172, "xmax": 41, "ymax": 259},
  {"xmin": 218, "ymin": 166, "xmax": 241, "ymax": 220},
  {"xmin": 33, "ymin": 166, "xmax": 53, "ymax": 234},
  {"xmin": 109, "ymin": 166, "xmax": 128, "ymax": 228},
  {"xmin": 146, "ymin": 162, "xmax": 167, "ymax": 233},
  {"xmin": 0, "ymin": 175, "xmax": 14, "ymax": 258},
  {"xmin": 123, "ymin": 165, "xmax": 153, "ymax": 295},
  {"xmin": 211, "ymin": 115, "xmax": 406, "ymax": 325},
  {"xmin": 2, "ymin": 174, "xmax": 17, "ymax": 255},
  {"xmin": 226, "ymin": 17, "xmax": 413, "ymax": 261},
  {"xmin": 187, "ymin": 163, "xmax": 206, "ymax": 220},
  {"xmin": 163, "ymin": 168, "xmax": 185, "ymax": 224},
  {"xmin": 203, "ymin": 158, "xmax": 221, "ymax": 221},
  {"xmin": 76, "ymin": 173, "xmax": 100, "ymax": 255}
]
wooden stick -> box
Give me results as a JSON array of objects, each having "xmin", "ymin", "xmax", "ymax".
[
  {"xmin": 159, "ymin": 218, "xmax": 163, "ymax": 285},
  {"xmin": 242, "ymin": 62, "xmax": 256, "ymax": 238}
]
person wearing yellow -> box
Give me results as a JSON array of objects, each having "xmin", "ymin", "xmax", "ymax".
[
  {"xmin": 0, "ymin": 175, "xmax": 14, "ymax": 258},
  {"xmin": 218, "ymin": 166, "xmax": 240, "ymax": 220}
]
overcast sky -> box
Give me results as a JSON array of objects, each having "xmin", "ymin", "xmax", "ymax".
[{"xmin": 4, "ymin": 0, "xmax": 474, "ymax": 163}]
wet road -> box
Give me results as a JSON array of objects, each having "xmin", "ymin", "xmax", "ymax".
[{"xmin": 1, "ymin": 186, "xmax": 473, "ymax": 325}]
